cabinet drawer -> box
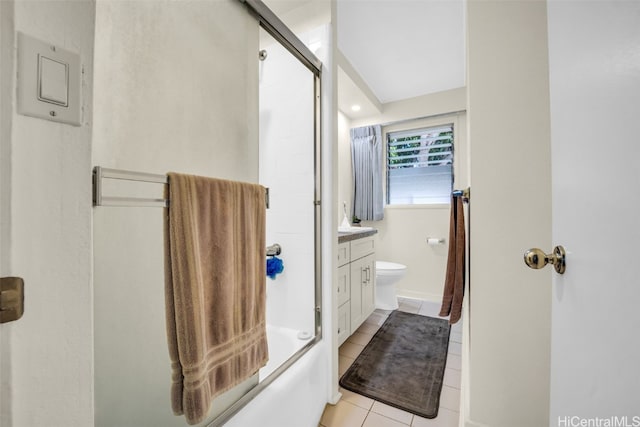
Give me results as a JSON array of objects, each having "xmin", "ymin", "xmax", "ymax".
[
  {"xmin": 337, "ymin": 264, "xmax": 350, "ymax": 306},
  {"xmin": 337, "ymin": 302, "xmax": 350, "ymax": 346},
  {"xmin": 350, "ymin": 236, "xmax": 375, "ymax": 261},
  {"xmin": 337, "ymin": 242, "xmax": 350, "ymax": 266}
]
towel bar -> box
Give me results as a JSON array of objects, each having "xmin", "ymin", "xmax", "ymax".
[
  {"xmin": 92, "ymin": 166, "xmax": 270, "ymax": 208},
  {"xmin": 452, "ymin": 187, "xmax": 470, "ymax": 203}
]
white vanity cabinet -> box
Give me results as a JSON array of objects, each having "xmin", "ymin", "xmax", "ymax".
[
  {"xmin": 336, "ymin": 234, "xmax": 376, "ymax": 346},
  {"xmin": 350, "ymin": 253, "xmax": 375, "ymax": 332},
  {"xmin": 336, "ymin": 261, "xmax": 351, "ymax": 346}
]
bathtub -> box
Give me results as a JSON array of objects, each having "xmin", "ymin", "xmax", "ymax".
[
  {"xmin": 260, "ymin": 324, "xmax": 311, "ymax": 379},
  {"xmin": 225, "ymin": 332, "xmax": 328, "ymax": 427}
]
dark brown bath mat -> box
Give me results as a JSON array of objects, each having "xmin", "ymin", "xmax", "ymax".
[{"xmin": 339, "ymin": 311, "xmax": 451, "ymax": 419}]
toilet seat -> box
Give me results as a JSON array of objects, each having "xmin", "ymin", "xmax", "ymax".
[{"xmin": 376, "ymin": 261, "xmax": 407, "ymax": 276}]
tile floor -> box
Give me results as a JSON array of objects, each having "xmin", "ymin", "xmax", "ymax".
[{"xmin": 320, "ymin": 298, "xmax": 463, "ymax": 427}]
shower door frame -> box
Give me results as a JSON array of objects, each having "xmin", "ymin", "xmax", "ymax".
[{"xmin": 210, "ymin": 1, "xmax": 323, "ymax": 425}]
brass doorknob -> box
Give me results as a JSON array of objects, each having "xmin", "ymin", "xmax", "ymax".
[{"xmin": 524, "ymin": 246, "xmax": 566, "ymax": 274}]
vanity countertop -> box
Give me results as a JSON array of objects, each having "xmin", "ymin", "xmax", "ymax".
[{"xmin": 338, "ymin": 228, "xmax": 377, "ymax": 244}]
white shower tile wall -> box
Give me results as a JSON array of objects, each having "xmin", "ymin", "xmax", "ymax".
[
  {"xmin": 259, "ymin": 27, "xmax": 316, "ymax": 334},
  {"xmin": 320, "ymin": 299, "xmax": 462, "ymax": 427}
]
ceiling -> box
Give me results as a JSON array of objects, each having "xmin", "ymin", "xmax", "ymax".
[{"xmin": 262, "ymin": 0, "xmax": 466, "ymax": 119}]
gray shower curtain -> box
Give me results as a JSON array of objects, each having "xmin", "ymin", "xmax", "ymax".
[{"xmin": 351, "ymin": 125, "xmax": 384, "ymax": 221}]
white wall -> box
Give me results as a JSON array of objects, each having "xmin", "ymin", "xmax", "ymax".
[
  {"xmin": 92, "ymin": 1, "xmax": 260, "ymax": 425},
  {"xmin": 268, "ymin": 0, "xmax": 331, "ymax": 38},
  {"xmin": 337, "ymin": 111, "xmax": 351, "ymax": 225},
  {"xmin": 342, "ymin": 88, "xmax": 468, "ymax": 301},
  {"xmin": 353, "ymin": 87, "xmax": 466, "ymax": 127},
  {"xmin": 1, "ymin": 0, "xmax": 96, "ymax": 425},
  {"xmin": 326, "ymin": 6, "xmax": 341, "ymax": 405},
  {"xmin": 548, "ymin": 0, "xmax": 640, "ymax": 420},
  {"xmin": 466, "ymin": 0, "xmax": 551, "ymax": 425}
]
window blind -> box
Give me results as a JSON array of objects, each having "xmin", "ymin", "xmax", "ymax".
[{"xmin": 387, "ymin": 124, "xmax": 453, "ymax": 204}]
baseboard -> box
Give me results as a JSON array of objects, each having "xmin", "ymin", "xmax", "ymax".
[
  {"xmin": 464, "ymin": 419, "xmax": 489, "ymax": 427},
  {"xmin": 396, "ymin": 289, "xmax": 441, "ymax": 303},
  {"xmin": 328, "ymin": 391, "xmax": 342, "ymax": 405}
]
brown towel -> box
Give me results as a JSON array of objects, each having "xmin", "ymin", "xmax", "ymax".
[
  {"xmin": 164, "ymin": 173, "xmax": 268, "ymax": 425},
  {"xmin": 439, "ymin": 195, "xmax": 466, "ymax": 324}
]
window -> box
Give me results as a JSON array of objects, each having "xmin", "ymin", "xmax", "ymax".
[{"xmin": 386, "ymin": 124, "xmax": 453, "ymax": 205}]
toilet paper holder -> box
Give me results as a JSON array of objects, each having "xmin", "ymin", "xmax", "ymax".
[{"xmin": 426, "ymin": 237, "xmax": 445, "ymax": 245}]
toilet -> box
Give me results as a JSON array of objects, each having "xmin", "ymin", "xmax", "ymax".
[{"xmin": 375, "ymin": 261, "xmax": 407, "ymax": 310}]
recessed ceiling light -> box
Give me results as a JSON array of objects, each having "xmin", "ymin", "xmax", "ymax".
[{"xmin": 351, "ymin": 105, "xmax": 361, "ymax": 112}]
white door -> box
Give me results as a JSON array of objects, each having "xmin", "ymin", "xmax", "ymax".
[
  {"xmin": 0, "ymin": 2, "xmax": 9, "ymax": 420},
  {"xmin": 547, "ymin": 0, "xmax": 640, "ymax": 421}
]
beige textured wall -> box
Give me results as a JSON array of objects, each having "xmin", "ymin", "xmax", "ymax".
[
  {"xmin": 2, "ymin": 0, "xmax": 95, "ymax": 425},
  {"xmin": 466, "ymin": 0, "xmax": 551, "ymax": 425}
]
